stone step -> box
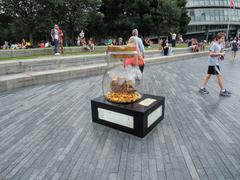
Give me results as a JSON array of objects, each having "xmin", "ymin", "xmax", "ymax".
[
  {"xmin": 0, "ymin": 51, "xmax": 208, "ymax": 92},
  {"xmin": 0, "ymin": 45, "xmax": 190, "ymax": 59},
  {"xmin": 0, "ymin": 48, "xmax": 191, "ymax": 76}
]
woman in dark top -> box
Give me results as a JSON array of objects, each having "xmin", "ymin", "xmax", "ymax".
[
  {"xmin": 161, "ymin": 39, "xmax": 169, "ymax": 56},
  {"xmin": 232, "ymin": 37, "xmax": 238, "ymax": 63}
]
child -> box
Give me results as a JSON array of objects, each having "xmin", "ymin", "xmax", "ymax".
[{"xmin": 199, "ymin": 32, "xmax": 231, "ymax": 97}]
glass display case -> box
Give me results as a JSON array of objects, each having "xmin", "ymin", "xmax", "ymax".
[{"xmin": 102, "ymin": 45, "xmax": 143, "ymax": 103}]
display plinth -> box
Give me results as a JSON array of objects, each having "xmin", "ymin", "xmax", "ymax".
[{"xmin": 91, "ymin": 94, "xmax": 165, "ymax": 138}]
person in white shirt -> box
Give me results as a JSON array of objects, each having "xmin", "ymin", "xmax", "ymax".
[
  {"xmin": 171, "ymin": 33, "xmax": 176, "ymax": 47},
  {"xmin": 199, "ymin": 32, "xmax": 231, "ymax": 96},
  {"xmin": 80, "ymin": 30, "xmax": 85, "ymax": 39},
  {"xmin": 51, "ymin": 24, "xmax": 60, "ymax": 55}
]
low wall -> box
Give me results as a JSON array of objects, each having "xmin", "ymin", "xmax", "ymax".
[
  {"xmin": 0, "ymin": 51, "xmax": 208, "ymax": 92},
  {"xmin": 0, "ymin": 48, "xmax": 192, "ymax": 76},
  {"xmin": 0, "ymin": 46, "xmax": 106, "ymax": 58},
  {"xmin": 0, "ymin": 54, "xmax": 105, "ymax": 75},
  {"xmin": 0, "ymin": 46, "xmax": 190, "ymax": 59}
]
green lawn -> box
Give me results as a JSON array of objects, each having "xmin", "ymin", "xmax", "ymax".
[
  {"xmin": 0, "ymin": 51, "xmax": 105, "ymax": 61},
  {"xmin": 0, "ymin": 44, "xmax": 189, "ymax": 61},
  {"xmin": 176, "ymin": 43, "xmax": 188, "ymax": 48}
]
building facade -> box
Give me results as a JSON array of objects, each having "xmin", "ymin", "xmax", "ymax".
[{"xmin": 186, "ymin": 0, "xmax": 240, "ymax": 41}]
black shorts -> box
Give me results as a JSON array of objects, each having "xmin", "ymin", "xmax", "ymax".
[
  {"xmin": 208, "ymin": 65, "xmax": 220, "ymax": 75},
  {"xmin": 232, "ymin": 48, "xmax": 238, "ymax": 52}
]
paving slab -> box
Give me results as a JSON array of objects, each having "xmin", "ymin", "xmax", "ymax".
[{"xmin": 0, "ymin": 53, "xmax": 240, "ymax": 180}]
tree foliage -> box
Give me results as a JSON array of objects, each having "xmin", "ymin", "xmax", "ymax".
[
  {"xmin": 101, "ymin": 0, "xmax": 190, "ymax": 38},
  {"xmin": 0, "ymin": 0, "xmax": 190, "ymax": 45}
]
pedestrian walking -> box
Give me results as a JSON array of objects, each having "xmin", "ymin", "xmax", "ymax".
[
  {"xmin": 231, "ymin": 37, "xmax": 238, "ymax": 63},
  {"xmin": 131, "ymin": 29, "xmax": 145, "ymax": 73},
  {"xmin": 124, "ymin": 29, "xmax": 145, "ymax": 73},
  {"xmin": 199, "ymin": 32, "xmax": 231, "ymax": 97}
]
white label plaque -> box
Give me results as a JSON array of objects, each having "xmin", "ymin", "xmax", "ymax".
[
  {"xmin": 147, "ymin": 106, "xmax": 162, "ymax": 127},
  {"xmin": 98, "ymin": 108, "xmax": 134, "ymax": 129},
  {"xmin": 139, "ymin": 98, "xmax": 156, "ymax": 107}
]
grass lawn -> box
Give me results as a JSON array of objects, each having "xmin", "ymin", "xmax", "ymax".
[
  {"xmin": 0, "ymin": 50, "xmax": 105, "ymax": 61},
  {"xmin": 0, "ymin": 44, "xmax": 189, "ymax": 61},
  {"xmin": 176, "ymin": 43, "xmax": 188, "ymax": 48}
]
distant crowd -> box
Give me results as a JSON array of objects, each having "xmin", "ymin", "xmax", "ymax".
[
  {"xmin": 1, "ymin": 39, "xmax": 51, "ymax": 50},
  {"xmin": 1, "ymin": 24, "xmax": 240, "ymax": 58}
]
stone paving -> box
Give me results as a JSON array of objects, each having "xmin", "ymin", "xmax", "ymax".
[{"xmin": 0, "ymin": 54, "xmax": 240, "ymax": 180}]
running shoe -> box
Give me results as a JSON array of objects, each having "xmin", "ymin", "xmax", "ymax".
[
  {"xmin": 220, "ymin": 90, "xmax": 231, "ymax": 97},
  {"xmin": 199, "ymin": 88, "xmax": 209, "ymax": 94},
  {"xmin": 225, "ymin": 89, "xmax": 232, "ymax": 94}
]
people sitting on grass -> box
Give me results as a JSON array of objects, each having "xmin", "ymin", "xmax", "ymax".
[
  {"xmin": 77, "ymin": 36, "xmax": 81, "ymax": 46},
  {"xmin": 1, "ymin": 40, "xmax": 33, "ymax": 50},
  {"xmin": 25, "ymin": 41, "xmax": 33, "ymax": 48},
  {"xmin": 188, "ymin": 38, "xmax": 199, "ymax": 52},
  {"xmin": 158, "ymin": 39, "xmax": 163, "ymax": 52},
  {"xmin": 10, "ymin": 43, "xmax": 21, "ymax": 49},
  {"xmin": 80, "ymin": 36, "xmax": 88, "ymax": 49},
  {"xmin": 144, "ymin": 37, "xmax": 151, "ymax": 48},
  {"xmin": 45, "ymin": 41, "xmax": 50, "ymax": 48},
  {"xmin": 198, "ymin": 40, "xmax": 206, "ymax": 51},
  {"xmin": 179, "ymin": 35, "xmax": 184, "ymax": 43},
  {"xmin": 88, "ymin": 38, "xmax": 95, "ymax": 52},
  {"xmin": 112, "ymin": 39, "xmax": 117, "ymax": 45},
  {"xmin": 2, "ymin": 41, "xmax": 9, "ymax": 49},
  {"xmin": 109, "ymin": 37, "xmax": 125, "ymax": 46},
  {"xmin": 38, "ymin": 41, "xmax": 45, "ymax": 48},
  {"xmin": 79, "ymin": 37, "xmax": 95, "ymax": 52},
  {"xmin": 161, "ymin": 39, "xmax": 169, "ymax": 56},
  {"xmin": 79, "ymin": 30, "xmax": 86, "ymax": 46},
  {"xmin": 21, "ymin": 39, "xmax": 27, "ymax": 49},
  {"xmin": 79, "ymin": 30, "xmax": 85, "ymax": 39},
  {"xmin": 116, "ymin": 37, "xmax": 124, "ymax": 45}
]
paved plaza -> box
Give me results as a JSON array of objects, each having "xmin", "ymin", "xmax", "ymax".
[{"xmin": 0, "ymin": 54, "xmax": 240, "ymax": 180}]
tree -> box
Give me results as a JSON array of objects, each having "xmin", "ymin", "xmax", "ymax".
[
  {"xmin": 176, "ymin": 0, "xmax": 191, "ymax": 34},
  {"xmin": 101, "ymin": 0, "xmax": 190, "ymax": 38},
  {"xmin": 48, "ymin": 0, "xmax": 103, "ymax": 45},
  {"xmin": 0, "ymin": 0, "xmax": 53, "ymax": 43},
  {"xmin": 0, "ymin": 0, "xmax": 190, "ymax": 45},
  {"xmin": 0, "ymin": 0, "xmax": 103, "ymax": 45}
]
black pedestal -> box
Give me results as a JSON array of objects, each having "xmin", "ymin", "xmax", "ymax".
[{"xmin": 91, "ymin": 94, "xmax": 165, "ymax": 138}]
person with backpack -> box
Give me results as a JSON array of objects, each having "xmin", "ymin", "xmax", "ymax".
[
  {"xmin": 131, "ymin": 29, "xmax": 145, "ymax": 73},
  {"xmin": 231, "ymin": 37, "xmax": 238, "ymax": 63},
  {"xmin": 199, "ymin": 32, "xmax": 232, "ymax": 97}
]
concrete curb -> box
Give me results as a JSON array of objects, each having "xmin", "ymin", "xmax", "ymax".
[
  {"xmin": 0, "ymin": 51, "xmax": 208, "ymax": 92},
  {"xmin": 146, "ymin": 51, "xmax": 208, "ymax": 64}
]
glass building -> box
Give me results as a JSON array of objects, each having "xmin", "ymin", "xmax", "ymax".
[{"xmin": 186, "ymin": 0, "xmax": 240, "ymax": 40}]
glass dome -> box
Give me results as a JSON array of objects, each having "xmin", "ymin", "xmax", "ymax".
[{"xmin": 102, "ymin": 45, "xmax": 143, "ymax": 103}]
